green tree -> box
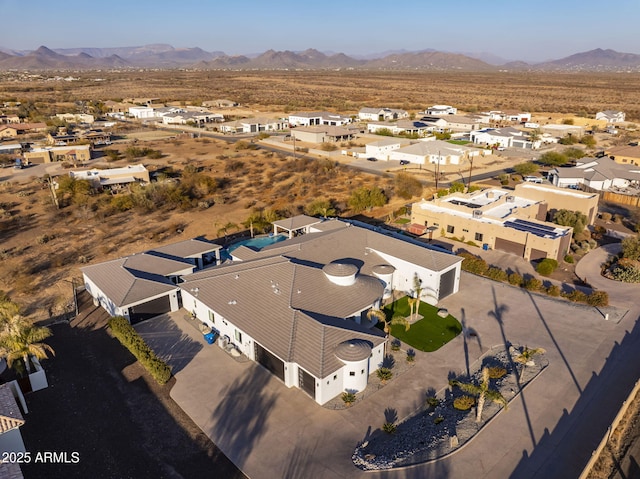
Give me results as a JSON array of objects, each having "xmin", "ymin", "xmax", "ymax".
[
  {"xmin": 0, "ymin": 315, "xmax": 55, "ymax": 376},
  {"xmin": 552, "ymin": 209, "xmax": 588, "ymax": 236},
  {"xmin": 538, "ymin": 152, "xmax": 569, "ymax": 166},
  {"xmin": 348, "ymin": 187, "xmax": 387, "ymax": 213},
  {"xmin": 450, "ymin": 367, "xmax": 508, "ymax": 423},
  {"xmin": 449, "ymin": 181, "xmax": 465, "ymax": 193},
  {"xmin": 563, "ymin": 147, "xmax": 586, "ymax": 160},
  {"xmin": 374, "ymin": 128, "xmax": 394, "ymax": 137},
  {"xmin": 305, "ymin": 199, "xmax": 336, "ymax": 218},
  {"xmin": 394, "ymin": 172, "xmax": 423, "ymax": 200},
  {"xmin": 56, "ymin": 176, "xmax": 92, "ymax": 206},
  {"xmin": 513, "ymin": 162, "xmax": 539, "ymax": 177},
  {"xmin": 621, "ymin": 235, "xmax": 640, "ymax": 261},
  {"xmin": 580, "ymin": 135, "xmax": 597, "ymax": 148}
]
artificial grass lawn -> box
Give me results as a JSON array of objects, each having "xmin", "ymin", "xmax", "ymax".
[
  {"xmin": 393, "ymin": 218, "xmax": 411, "ymax": 225},
  {"xmin": 383, "ymin": 296, "xmax": 462, "ymax": 352}
]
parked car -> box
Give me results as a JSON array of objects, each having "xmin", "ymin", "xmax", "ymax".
[
  {"xmin": 523, "ymin": 176, "xmax": 543, "ymax": 183},
  {"xmin": 399, "ymin": 160, "xmax": 410, "ymax": 165},
  {"xmin": 367, "ymin": 157, "xmax": 377, "ymax": 162}
]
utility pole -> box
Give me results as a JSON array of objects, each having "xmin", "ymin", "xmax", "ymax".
[
  {"xmin": 435, "ymin": 151, "xmax": 441, "ymax": 191},
  {"xmin": 467, "ymin": 156, "xmax": 474, "ymax": 192}
]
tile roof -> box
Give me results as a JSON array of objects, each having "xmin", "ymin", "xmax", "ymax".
[{"xmin": 152, "ymin": 237, "xmax": 221, "ymax": 258}]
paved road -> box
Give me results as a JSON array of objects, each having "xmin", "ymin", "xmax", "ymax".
[{"xmin": 137, "ymin": 244, "xmax": 640, "ymax": 479}]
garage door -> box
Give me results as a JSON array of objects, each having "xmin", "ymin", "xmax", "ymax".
[
  {"xmin": 530, "ymin": 248, "xmax": 547, "ymax": 261},
  {"xmin": 128, "ymin": 295, "xmax": 171, "ymax": 324},
  {"xmin": 494, "ymin": 238, "xmax": 525, "ymax": 257},
  {"xmin": 254, "ymin": 343, "xmax": 285, "ymax": 381},
  {"xmin": 298, "ymin": 367, "xmax": 316, "ymax": 399},
  {"xmin": 439, "ymin": 268, "xmax": 456, "ymax": 300}
]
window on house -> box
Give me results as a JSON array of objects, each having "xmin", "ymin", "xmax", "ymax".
[
  {"xmin": 349, "ymin": 371, "xmax": 355, "ymax": 376},
  {"xmin": 361, "ymin": 369, "xmax": 365, "ymax": 374},
  {"xmin": 475, "ymin": 232, "xmax": 484, "ymax": 242},
  {"xmin": 447, "ymin": 225, "xmax": 455, "ymax": 234},
  {"xmin": 208, "ymin": 311, "xmax": 215, "ymax": 324},
  {"xmin": 235, "ymin": 330, "xmax": 242, "ymax": 343},
  {"xmin": 333, "ymin": 375, "xmax": 337, "ymax": 380}
]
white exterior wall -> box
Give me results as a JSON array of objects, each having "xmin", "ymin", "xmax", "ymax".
[
  {"xmin": 341, "ymin": 358, "xmax": 370, "ymax": 393},
  {"xmin": 128, "ymin": 107, "xmax": 154, "ymax": 119},
  {"xmin": 315, "ymin": 367, "xmax": 345, "ymax": 405},
  {"xmin": 289, "ymin": 115, "xmax": 321, "ymax": 127},
  {"xmin": 365, "ymin": 142, "xmax": 403, "ymax": 160},
  {"xmin": 390, "ymin": 150, "xmax": 425, "ymax": 165}
]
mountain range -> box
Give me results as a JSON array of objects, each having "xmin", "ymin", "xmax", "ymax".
[{"xmin": 0, "ymin": 45, "xmax": 639, "ymax": 72}]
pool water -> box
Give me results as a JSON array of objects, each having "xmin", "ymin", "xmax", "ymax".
[{"xmin": 221, "ymin": 234, "xmax": 288, "ymax": 260}]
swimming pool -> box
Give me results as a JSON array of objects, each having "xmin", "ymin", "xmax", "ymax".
[{"xmin": 221, "ymin": 234, "xmax": 288, "ymax": 260}]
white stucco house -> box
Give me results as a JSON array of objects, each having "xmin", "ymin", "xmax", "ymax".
[
  {"xmin": 180, "ymin": 219, "xmax": 462, "ymax": 405},
  {"xmin": 548, "ymin": 156, "xmax": 640, "ymax": 191},
  {"xmin": 358, "ymin": 108, "xmax": 409, "ymax": 121},
  {"xmin": 596, "ymin": 110, "xmax": 625, "ymax": 123},
  {"xmin": 365, "ymin": 138, "xmax": 411, "ymax": 160},
  {"xmin": 219, "ymin": 117, "xmax": 287, "ymax": 133},
  {"xmin": 289, "ymin": 111, "xmax": 352, "ymax": 127},
  {"xmin": 426, "ymin": 105, "xmax": 457, "ymax": 115},
  {"xmin": 82, "ymin": 238, "xmax": 221, "ymax": 323},
  {"xmin": 128, "ymin": 106, "xmax": 155, "ymax": 119},
  {"xmin": 470, "ymin": 127, "xmax": 540, "ymax": 149},
  {"xmin": 390, "ymin": 139, "xmax": 481, "ymax": 166}
]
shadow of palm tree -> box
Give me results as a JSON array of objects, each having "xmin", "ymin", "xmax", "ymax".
[
  {"xmin": 382, "ymin": 354, "xmax": 396, "ymax": 369},
  {"xmin": 211, "ymin": 365, "xmax": 278, "ymax": 470},
  {"xmin": 384, "ymin": 407, "xmax": 398, "ymax": 424}
]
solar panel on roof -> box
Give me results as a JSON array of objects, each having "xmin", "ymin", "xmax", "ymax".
[
  {"xmin": 512, "ymin": 219, "xmax": 556, "ymax": 232},
  {"xmin": 504, "ymin": 220, "xmax": 565, "ymax": 238}
]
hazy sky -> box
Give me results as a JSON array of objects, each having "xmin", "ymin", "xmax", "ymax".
[{"xmin": 3, "ymin": 0, "xmax": 639, "ymax": 62}]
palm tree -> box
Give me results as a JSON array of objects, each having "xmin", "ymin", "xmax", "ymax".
[
  {"xmin": 412, "ymin": 275, "xmax": 423, "ymax": 322},
  {"xmin": 367, "ymin": 308, "xmax": 410, "ymax": 335},
  {"xmin": 514, "ymin": 346, "xmax": 546, "ymax": 380},
  {"xmin": 0, "ymin": 316, "xmax": 55, "ymax": 375},
  {"xmin": 407, "ymin": 297, "xmax": 418, "ymax": 324},
  {"xmin": 450, "ymin": 367, "xmax": 507, "ymax": 423}
]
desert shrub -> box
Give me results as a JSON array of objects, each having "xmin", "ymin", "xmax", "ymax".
[
  {"xmin": 426, "ymin": 396, "xmax": 440, "ymax": 408},
  {"xmin": 36, "ymin": 234, "xmax": 53, "ymax": 245},
  {"xmin": 319, "ymin": 143, "xmax": 338, "ymax": 151},
  {"xmin": 459, "ymin": 252, "xmax": 489, "ymax": 275},
  {"xmin": 621, "ymin": 236, "xmax": 640, "ymax": 261},
  {"xmin": 437, "ymin": 188, "xmax": 449, "ymax": 197},
  {"xmin": 564, "ymin": 254, "xmax": 574, "ymax": 264},
  {"xmin": 453, "ymin": 396, "xmax": 475, "ymax": 411},
  {"xmin": 610, "ymin": 263, "xmax": 640, "ymax": 283},
  {"xmin": 561, "ymin": 289, "xmax": 588, "ymax": 303},
  {"xmin": 110, "ymin": 194, "xmax": 135, "ymax": 211},
  {"xmin": 103, "ymin": 149, "xmax": 121, "ymax": 161},
  {"xmin": 348, "ymin": 186, "xmax": 387, "ymax": 213},
  {"xmin": 546, "ymin": 284, "xmax": 561, "ymax": 297},
  {"xmin": 390, "ymin": 338, "xmax": 401, "ymax": 351},
  {"xmin": 487, "ymin": 366, "xmax": 507, "ymax": 379},
  {"xmin": 536, "ymin": 258, "xmax": 558, "ymax": 276},
  {"xmin": 508, "ymin": 272, "xmax": 523, "ymax": 286},
  {"xmin": 406, "ymin": 349, "xmax": 416, "ymax": 362},
  {"xmin": 587, "ymin": 291, "xmax": 609, "ymax": 307},
  {"xmin": 434, "ymin": 416, "xmax": 445, "ymax": 424},
  {"xmin": 108, "ymin": 316, "xmax": 172, "ymax": 385},
  {"xmin": 538, "ymin": 151, "xmax": 569, "ymax": 166},
  {"xmin": 341, "ymin": 391, "xmax": 356, "ymax": 405},
  {"xmin": 449, "ymin": 181, "xmax": 465, "ymax": 193},
  {"xmin": 377, "ymin": 367, "xmax": 393, "ymax": 382},
  {"xmin": 394, "ymin": 172, "xmax": 423, "ymax": 199},
  {"xmin": 485, "ymin": 267, "xmax": 508, "ymax": 282},
  {"xmin": 600, "ymin": 212, "xmax": 612, "ymax": 222},
  {"xmin": 382, "ymin": 422, "xmax": 397, "ymax": 434},
  {"xmin": 523, "ymin": 278, "xmax": 542, "ymax": 291},
  {"xmin": 513, "ymin": 161, "xmax": 538, "ymax": 177}
]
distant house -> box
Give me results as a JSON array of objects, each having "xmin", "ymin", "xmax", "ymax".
[
  {"xmin": 367, "ymin": 120, "xmax": 435, "ymax": 137},
  {"xmin": 470, "ymin": 127, "xmax": 540, "ymax": 149},
  {"xmin": 605, "ymin": 144, "xmax": 640, "ymax": 167},
  {"xmin": 540, "ymin": 124, "xmax": 585, "ymax": 138},
  {"xmin": 219, "ymin": 117, "xmax": 286, "ymax": 134},
  {"xmin": 437, "ymin": 115, "xmax": 483, "ymax": 132},
  {"xmin": 596, "ymin": 110, "xmax": 625, "ymax": 123},
  {"xmin": 162, "ymin": 111, "xmax": 224, "ymax": 126},
  {"xmin": 425, "ymin": 105, "xmax": 457, "ymax": 115},
  {"xmin": 0, "ymin": 114, "xmax": 21, "ymax": 124},
  {"xmin": 128, "ymin": 106, "xmax": 155, "ymax": 119},
  {"xmin": 203, "ymin": 99, "xmax": 238, "ymax": 108},
  {"xmin": 55, "ymin": 113, "xmax": 95, "ymax": 124},
  {"xmin": 291, "ymin": 125, "xmax": 356, "ymax": 143},
  {"xmin": 358, "ymin": 108, "xmax": 409, "ymax": 122},
  {"xmin": 24, "ymin": 144, "xmax": 91, "ymax": 164},
  {"xmin": 486, "ymin": 110, "xmax": 531, "ymax": 123},
  {"xmin": 68, "ymin": 164, "xmax": 151, "ymax": 190},
  {"xmin": 390, "ymin": 139, "xmax": 481, "ymax": 166},
  {"xmin": 0, "ymin": 123, "xmax": 47, "ymax": 138},
  {"xmin": 548, "ymin": 156, "xmax": 640, "ymax": 191},
  {"xmin": 82, "ymin": 238, "xmax": 221, "ymax": 323},
  {"xmin": 365, "ymin": 138, "xmax": 411, "ymax": 160},
  {"xmin": 289, "ymin": 111, "xmax": 352, "ymax": 127}
]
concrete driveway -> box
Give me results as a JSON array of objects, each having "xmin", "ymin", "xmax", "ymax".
[{"xmin": 137, "ymin": 260, "xmax": 640, "ymax": 479}]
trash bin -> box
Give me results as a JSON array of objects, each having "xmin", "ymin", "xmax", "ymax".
[
  {"xmin": 204, "ymin": 331, "xmax": 216, "ymax": 345},
  {"xmin": 482, "ymin": 243, "xmax": 489, "ymax": 251}
]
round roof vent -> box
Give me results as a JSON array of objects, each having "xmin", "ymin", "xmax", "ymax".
[
  {"xmin": 334, "ymin": 339, "xmax": 373, "ymax": 362},
  {"xmin": 323, "ymin": 262, "xmax": 358, "ymax": 286},
  {"xmin": 372, "ymin": 264, "xmax": 395, "ymax": 275}
]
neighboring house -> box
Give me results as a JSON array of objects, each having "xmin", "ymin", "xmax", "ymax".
[
  {"xmin": 128, "ymin": 106, "xmax": 155, "ymax": 119},
  {"xmin": 0, "ymin": 123, "xmax": 47, "ymax": 138},
  {"xmin": 24, "ymin": 144, "xmax": 91, "ymax": 164},
  {"xmin": 68, "ymin": 164, "xmax": 151, "ymax": 189},
  {"xmin": 605, "ymin": 144, "xmax": 640, "ymax": 166},
  {"xmin": 412, "ymin": 187, "xmax": 576, "ymax": 262},
  {"xmin": 438, "ymin": 115, "xmax": 483, "ymax": 132},
  {"xmin": 0, "ymin": 383, "xmax": 26, "ymax": 457},
  {"xmin": 0, "ymin": 114, "xmax": 21, "ymax": 124},
  {"xmin": 82, "ymin": 238, "xmax": 221, "ymax": 323},
  {"xmin": 596, "ymin": 110, "xmax": 625, "ymax": 123},
  {"xmin": 513, "ymin": 182, "xmax": 599, "ymax": 225},
  {"xmin": 180, "ymin": 219, "xmax": 463, "ymax": 405},
  {"xmin": 219, "ymin": 117, "xmax": 287, "ymax": 134},
  {"xmin": 486, "ymin": 110, "xmax": 531, "ymax": 123},
  {"xmin": 365, "ymin": 138, "xmax": 411, "ymax": 160},
  {"xmin": 358, "ymin": 108, "xmax": 409, "ymax": 121},
  {"xmin": 104, "ymin": 100, "xmax": 129, "ymax": 113},
  {"xmin": 425, "ymin": 105, "xmax": 457, "ymax": 115},
  {"xmin": 0, "ymin": 143, "xmax": 25, "ymax": 156},
  {"xmin": 390, "ymin": 139, "xmax": 481, "ymax": 166},
  {"xmin": 367, "ymin": 120, "xmax": 435, "ymax": 137},
  {"xmin": 289, "ymin": 111, "xmax": 352, "ymax": 127},
  {"xmin": 548, "ymin": 156, "xmax": 640, "ymax": 192},
  {"xmin": 470, "ymin": 127, "xmax": 540, "ymax": 149},
  {"xmin": 55, "ymin": 113, "xmax": 95, "ymax": 124},
  {"xmin": 161, "ymin": 111, "xmax": 224, "ymax": 126},
  {"xmin": 292, "ymin": 125, "xmax": 356, "ymax": 143},
  {"xmin": 540, "ymin": 124, "xmax": 585, "ymax": 138},
  {"xmin": 203, "ymin": 99, "xmax": 239, "ymax": 108}
]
